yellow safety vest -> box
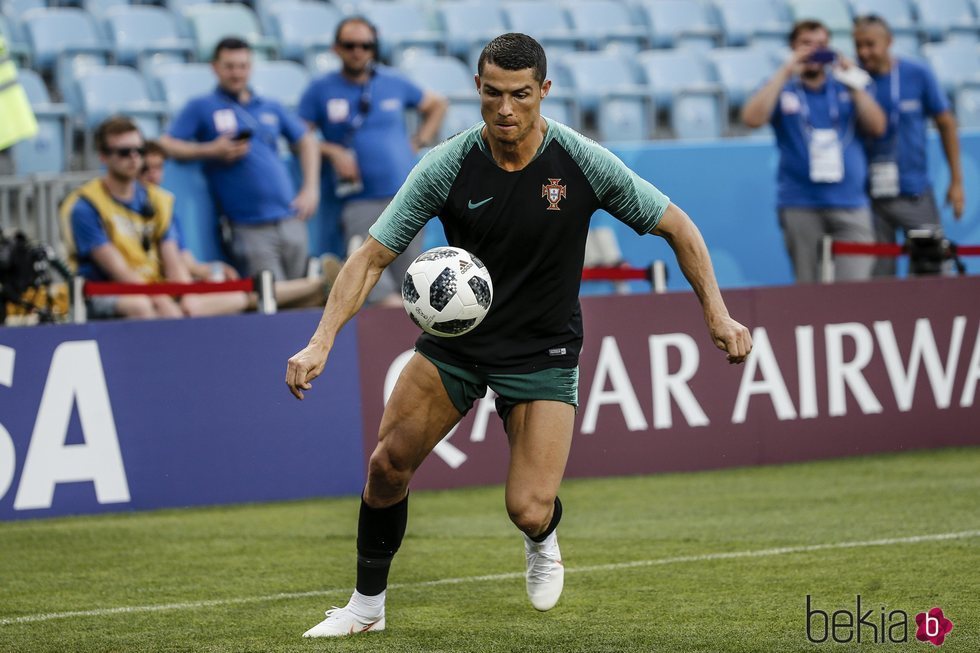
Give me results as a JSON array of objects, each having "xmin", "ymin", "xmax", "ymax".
[
  {"xmin": 60, "ymin": 179, "xmax": 175, "ymax": 282},
  {"xmin": 0, "ymin": 35, "xmax": 38, "ymax": 151}
]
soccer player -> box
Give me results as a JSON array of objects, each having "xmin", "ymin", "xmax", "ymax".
[{"xmin": 286, "ymin": 33, "xmax": 753, "ymax": 637}]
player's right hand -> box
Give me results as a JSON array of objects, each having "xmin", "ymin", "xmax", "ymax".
[{"xmin": 286, "ymin": 343, "xmax": 329, "ymax": 400}]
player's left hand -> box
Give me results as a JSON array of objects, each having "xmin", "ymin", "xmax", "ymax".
[
  {"xmin": 708, "ymin": 315, "xmax": 752, "ymax": 365},
  {"xmin": 947, "ymin": 180, "xmax": 965, "ymax": 219},
  {"xmin": 292, "ymin": 185, "xmax": 320, "ymax": 221}
]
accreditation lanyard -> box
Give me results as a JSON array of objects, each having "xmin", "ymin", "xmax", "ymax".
[
  {"xmin": 796, "ymin": 80, "xmax": 839, "ymax": 137},
  {"xmin": 880, "ymin": 63, "xmax": 901, "ymax": 153}
]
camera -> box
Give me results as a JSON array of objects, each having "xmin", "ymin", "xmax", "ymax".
[
  {"xmin": 906, "ymin": 229, "xmax": 965, "ymax": 276},
  {"xmin": 0, "ymin": 231, "xmax": 71, "ymax": 324}
]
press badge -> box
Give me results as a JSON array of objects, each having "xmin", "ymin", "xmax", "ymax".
[
  {"xmin": 869, "ymin": 160, "xmax": 900, "ymax": 198},
  {"xmin": 808, "ymin": 129, "xmax": 844, "ymax": 183}
]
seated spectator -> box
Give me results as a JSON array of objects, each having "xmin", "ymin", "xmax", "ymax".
[
  {"xmin": 61, "ymin": 116, "xmax": 249, "ymax": 319},
  {"xmin": 141, "ymin": 140, "xmax": 340, "ymax": 310}
]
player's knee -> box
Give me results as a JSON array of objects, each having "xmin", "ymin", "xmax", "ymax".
[
  {"xmin": 367, "ymin": 445, "xmax": 412, "ymax": 495},
  {"xmin": 507, "ymin": 495, "xmax": 554, "ymax": 536}
]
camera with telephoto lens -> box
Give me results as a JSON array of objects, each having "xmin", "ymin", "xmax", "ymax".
[
  {"xmin": 0, "ymin": 231, "xmax": 71, "ymax": 324},
  {"xmin": 905, "ymin": 229, "xmax": 965, "ymax": 276}
]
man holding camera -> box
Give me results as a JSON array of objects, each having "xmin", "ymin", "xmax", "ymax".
[
  {"xmin": 160, "ymin": 37, "xmax": 320, "ymax": 280},
  {"xmin": 742, "ymin": 20, "xmax": 887, "ymax": 283},
  {"xmin": 297, "ymin": 17, "xmax": 447, "ymax": 306},
  {"xmin": 853, "ymin": 15, "xmax": 966, "ymax": 277}
]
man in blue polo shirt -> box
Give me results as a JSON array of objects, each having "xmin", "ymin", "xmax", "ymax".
[
  {"xmin": 742, "ymin": 20, "xmax": 887, "ymax": 283},
  {"xmin": 854, "ymin": 15, "xmax": 966, "ymax": 277},
  {"xmin": 298, "ymin": 17, "xmax": 447, "ymax": 306},
  {"xmin": 160, "ymin": 37, "xmax": 320, "ymax": 280}
]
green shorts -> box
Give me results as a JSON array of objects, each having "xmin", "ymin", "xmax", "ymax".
[{"xmin": 418, "ymin": 351, "xmax": 579, "ymax": 424}]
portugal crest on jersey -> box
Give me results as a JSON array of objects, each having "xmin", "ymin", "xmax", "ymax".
[{"xmin": 541, "ymin": 178, "xmax": 566, "ymax": 211}]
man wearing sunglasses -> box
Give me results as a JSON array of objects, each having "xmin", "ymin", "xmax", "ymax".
[
  {"xmin": 298, "ymin": 17, "xmax": 447, "ymax": 307},
  {"xmin": 60, "ymin": 116, "xmax": 248, "ymax": 319}
]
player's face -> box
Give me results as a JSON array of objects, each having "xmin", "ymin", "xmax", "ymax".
[
  {"xmin": 100, "ymin": 131, "xmax": 145, "ymax": 182},
  {"xmin": 854, "ymin": 24, "xmax": 892, "ymax": 74},
  {"xmin": 212, "ymin": 48, "xmax": 251, "ymax": 96},
  {"xmin": 792, "ymin": 28, "xmax": 830, "ymax": 80},
  {"xmin": 334, "ymin": 22, "xmax": 376, "ymax": 77},
  {"xmin": 141, "ymin": 153, "xmax": 165, "ymax": 186},
  {"xmin": 476, "ymin": 63, "xmax": 550, "ymax": 145}
]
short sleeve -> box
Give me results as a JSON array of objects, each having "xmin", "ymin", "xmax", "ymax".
[
  {"xmin": 401, "ymin": 75, "xmax": 424, "ymax": 109},
  {"xmin": 70, "ymin": 199, "xmax": 110, "ymax": 257},
  {"xmin": 277, "ymin": 103, "xmax": 309, "ymax": 144},
  {"xmin": 297, "ymin": 80, "xmax": 321, "ymax": 125},
  {"xmin": 167, "ymin": 99, "xmax": 204, "ymax": 141},
  {"xmin": 921, "ymin": 63, "xmax": 950, "ymax": 117}
]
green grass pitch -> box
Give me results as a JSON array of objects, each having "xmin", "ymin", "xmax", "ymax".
[{"xmin": 1, "ymin": 447, "xmax": 978, "ymax": 652}]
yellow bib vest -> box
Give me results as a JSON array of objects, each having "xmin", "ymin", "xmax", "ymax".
[
  {"xmin": 60, "ymin": 179, "xmax": 175, "ymax": 282},
  {"xmin": 0, "ymin": 35, "xmax": 38, "ymax": 150}
]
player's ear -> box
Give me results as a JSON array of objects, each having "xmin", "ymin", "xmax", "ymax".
[
  {"xmin": 540, "ymin": 79, "xmax": 551, "ymax": 98},
  {"xmin": 474, "ymin": 74, "xmax": 482, "ymax": 94}
]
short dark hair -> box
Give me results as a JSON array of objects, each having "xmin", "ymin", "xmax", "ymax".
[
  {"xmin": 334, "ymin": 16, "xmax": 378, "ymax": 46},
  {"xmin": 478, "ymin": 33, "xmax": 547, "ymax": 84},
  {"xmin": 788, "ymin": 19, "xmax": 829, "ymax": 45},
  {"xmin": 143, "ymin": 140, "xmax": 167, "ymax": 160},
  {"xmin": 95, "ymin": 115, "xmax": 141, "ymax": 152},
  {"xmin": 853, "ymin": 14, "xmax": 892, "ymax": 34},
  {"xmin": 212, "ymin": 36, "xmax": 250, "ymax": 62}
]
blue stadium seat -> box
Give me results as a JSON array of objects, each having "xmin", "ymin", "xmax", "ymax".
[
  {"xmin": 307, "ymin": 50, "xmax": 341, "ymax": 75},
  {"xmin": 955, "ymin": 82, "xmax": 980, "ymax": 127},
  {"xmin": 891, "ymin": 32, "xmax": 923, "ymax": 59},
  {"xmin": 0, "ymin": 11, "xmax": 30, "ymax": 66},
  {"xmin": 501, "ymin": 1, "xmax": 580, "ymax": 57},
  {"xmin": 921, "ymin": 40, "xmax": 980, "ymax": 95},
  {"xmin": 707, "ymin": 46, "xmax": 779, "ymax": 109},
  {"xmin": 437, "ymin": 1, "xmax": 507, "ymax": 62},
  {"xmin": 850, "ymin": 0, "xmax": 918, "ymax": 34},
  {"xmin": 104, "ymin": 6, "xmax": 192, "ymax": 68},
  {"xmin": 671, "ymin": 92, "xmax": 727, "ymax": 139},
  {"xmin": 555, "ymin": 51, "xmax": 651, "ymax": 141},
  {"xmin": 564, "ymin": 0, "xmax": 646, "ymax": 53},
  {"xmin": 267, "ymin": 2, "xmax": 342, "ymax": 63},
  {"xmin": 636, "ymin": 49, "xmax": 727, "ymax": 138},
  {"xmin": 147, "ymin": 61, "xmax": 214, "ymax": 116},
  {"xmin": 637, "ymin": 0, "xmax": 722, "ymax": 50},
  {"xmin": 714, "ymin": 0, "xmax": 791, "ymax": 47},
  {"xmin": 250, "ymin": 60, "xmax": 310, "ymax": 110},
  {"xmin": 72, "ymin": 65, "xmax": 167, "ymax": 165},
  {"xmin": 82, "ymin": 0, "xmax": 130, "ymax": 20},
  {"xmin": 398, "ymin": 53, "xmax": 481, "ymax": 141},
  {"xmin": 912, "ymin": 0, "xmax": 978, "ymax": 41},
  {"xmin": 4, "ymin": 0, "xmax": 44, "ymax": 16},
  {"xmin": 11, "ymin": 68, "xmax": 69, "ymax": 174},
  {"xmin": 787, "ymin": 0, "xmax": 853, "ymax": 43},
  {"xmin": 21, "ymin": 8, "xmax": 110, "ymax": 76},
  {"xmin": 358, "ymin": 1, "xmax": 443, "ymax": 63},
  {"xmin": 182, "ymin": 3, "xmax": 277, "ymax": 61}
]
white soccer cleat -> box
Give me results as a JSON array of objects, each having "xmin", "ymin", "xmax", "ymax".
[
  {"xmin": 525, "ymin": 532, "xmax": 564, "ymax": 611},
  {"xmin": 302, "ymin": 605, "xmax": 385, "ymax": 638}
]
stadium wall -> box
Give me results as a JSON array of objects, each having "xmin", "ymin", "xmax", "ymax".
[{"xmin": 3, "ymin": 277, "xmax": 977, "ymax": 520}]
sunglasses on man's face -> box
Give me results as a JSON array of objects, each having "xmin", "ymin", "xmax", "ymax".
[
  {"xmin": 339, "ymin": 41, "xmax": 376, "ymax": 51},
  {"xmin": 104, "ymin": 146, "xmax": 146, "ymax": 158}
]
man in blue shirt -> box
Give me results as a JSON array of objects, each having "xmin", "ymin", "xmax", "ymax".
[
  {"xmin": 743, "ymin": 20, "xmax": 887, "ymax": 283},
  {"xmin": 160, "ymin": 37, "xmax": 321, "ymax": 280},
  {"xmin": 854, "ymin": 15, "xmax": 966, "ymax": 277},
  {"xmin": 298, "ymin": 17, "xmax": 447, "ymax": 306}
]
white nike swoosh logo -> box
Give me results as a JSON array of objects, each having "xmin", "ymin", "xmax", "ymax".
[{"xmin": 467, "ymin": 197, "xmax": 493, "ymax": 209}]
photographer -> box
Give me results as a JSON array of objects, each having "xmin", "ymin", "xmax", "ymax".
[
  {"xmin": 742, "ymin": 20, "xmax": 886, "ymax": 283},
  {"xmin": 60, "ymin": 116, "xmax": 248, "ymax": 319}
]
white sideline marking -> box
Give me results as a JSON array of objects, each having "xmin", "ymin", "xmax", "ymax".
[{"xmin": 3, "ymin": 529, "xmax": 977, "ymax": 626}]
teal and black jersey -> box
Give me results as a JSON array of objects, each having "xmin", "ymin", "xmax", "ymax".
[{"xmin": 369, "ymin": 118, "xmax": 670, "ymax": 373}]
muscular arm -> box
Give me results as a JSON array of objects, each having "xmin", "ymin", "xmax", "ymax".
[
  {"xmin": 286, "ymin": 236, "xmax": 398, "ymax": 398},
  {"xmin": 651, "ymin": 203, "xmax": 752, "ymax": 363},
  {"xmin": 935, "ymin": 110, "xmax": 965, "ymax": 219}
]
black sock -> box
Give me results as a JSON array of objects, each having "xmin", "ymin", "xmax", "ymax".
[
  {"xmin": 356, "ymin": 493, "xmax": 408, "ymax": 596},
  {"xmin": 530, "ymin": 496, "xmax": 562, "ymax": 543}
]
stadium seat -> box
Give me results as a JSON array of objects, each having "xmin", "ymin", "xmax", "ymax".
[
  {"xmin": 397, "ymin": 54, "xmax": 481, "ymax": 141},
  {"xmin": 437, "ymin": 1, "xmax": 508, "ymax": 62},
  {"xmin": 636, "ymin": 0, "xmax": 722, "ymax": 50},
  {"xmin": 787, "ymin": 0, "xmax": 853, "ymax": 43},
  {"xmin": 954, "ymin": 82, "xmax": 980, "ymax": 128},
  {"xmin": 10, "ymin": 68, "xmax": 69, "ymax": 174},
  {"xmin": 21, "ymin": 8, "xmax": 110, "ymax": 76},
  {"xmin": 891, "ymin": 32, "xmax": 923, "ymax": 59},
  {"xmin": 104, "ymin": 6, "xmax": 192, "ymax": 68},
  {"xmin": 358, "ymin": 1, "xmax": 443, "ymax": 63},
  {"xmin": 564, "ymin": 0, "xmax": 647, "ymax": 53},
  {"xmin": 73, "ymin": 65, "xmax": 167, "ymax": 164},
  {"xmin": 921, "ymin": 40, "xmax": 980, "ymax": 95},
  {"xmin": 250, "ymin": 60, "xmax": 310, "ymax": 110},
  {"xmin": 4, "ymin": 0, "xmax": 44, "ymax": 16},
  {"xmin": 147, "ymin": 61, "xmax": 214, "ymax": 115},
  {"xmin": 636, "ymin": 49, "xmax": 727, "ymax": 138},
  {"xmin": 307, "ymin": 50, "xmax": 341, "ymax": 75},
  {"xmin": 912, "ymin": 0, "xmax": 978, "ymax": 41},
  {"xmin": 266, "ymin": 2, "xmax": 342, "ymax": 63},
  {"xmin": 555, "ymin": 51, "xmax": 651, "ymax": 141},
  {"xmin": 82, "ymin": 0, "xmax": 130, "ymax": 20},
  {"xmin": 0, "ymin": 12, "xmax": 30, "ymax": 66},
  {"xmin": 714, "ymin": 0, "xmax": 791, "ymax": 47},
  {"xmin": 182, "ymin": 3, "xmax": 277, "ymax": 61},
  {"xmin": 501, "ymin": 1, "xmax": 580, "ymax": 57},
  {"xmin": 849, "ymin": 0, "xmax": 918, "ymax": 35},
  {"xmin": 707, "ymin": 46, "xmax": 779, "ymax": 110}
]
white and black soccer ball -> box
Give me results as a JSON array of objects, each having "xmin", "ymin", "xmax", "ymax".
[{"xmin": 402, "ymin": 246, "xmax": 493, "ymax": 337}]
